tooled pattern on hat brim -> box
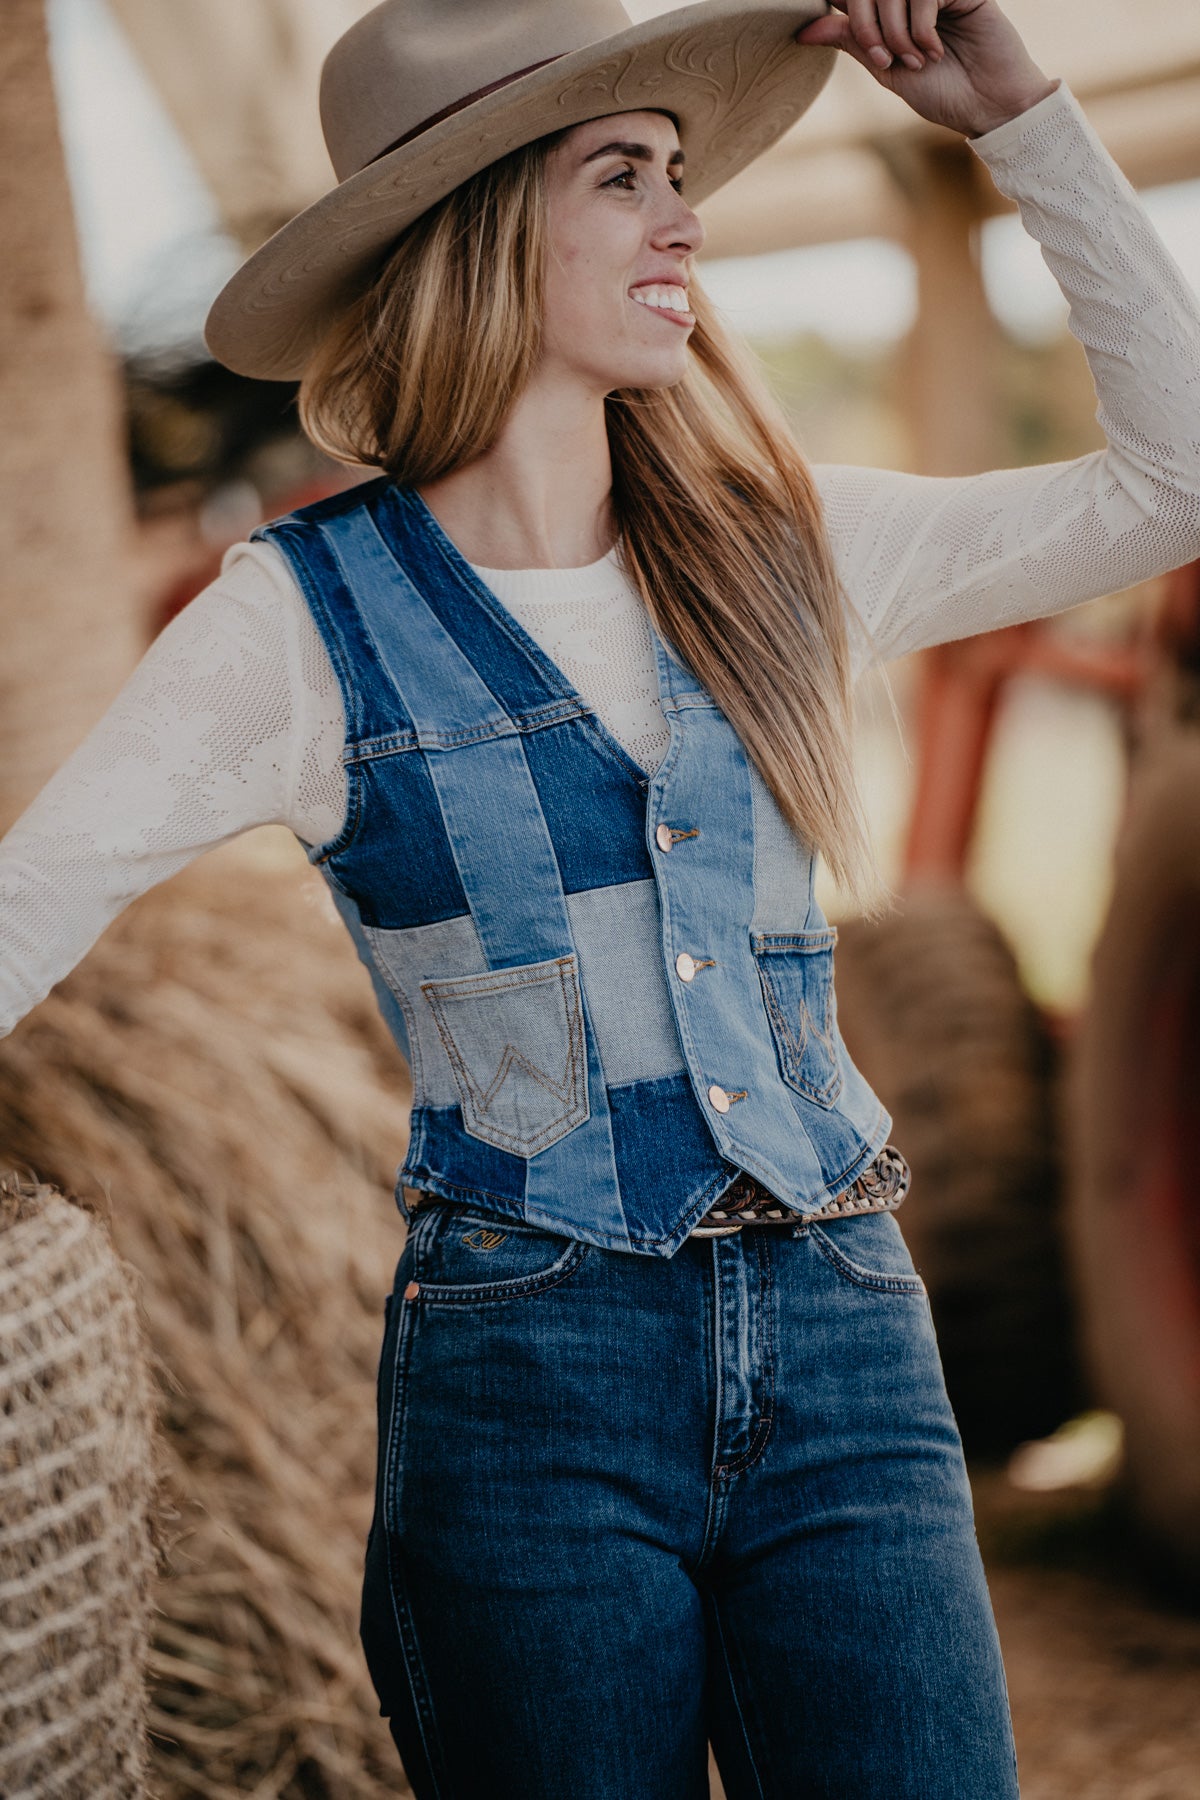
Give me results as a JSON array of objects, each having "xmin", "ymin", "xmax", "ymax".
[{"xmin": 216, "ymin": 11, "xmax": 829, "ymax": 375}]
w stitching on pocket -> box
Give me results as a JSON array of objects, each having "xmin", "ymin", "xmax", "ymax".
[
  {"xmin": 420, "ymin": 954, "xmax": 589, "ymax": 1156},
  {"xmin": 808, "ymin": 1222, "xmax": 926, "ymax": 1294},
  {"xmin": 752, "ymin": 928, "xmax": 844, "ymax": 1107}
]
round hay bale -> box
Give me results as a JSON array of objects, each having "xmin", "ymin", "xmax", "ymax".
[
  {"xmin": 0, "ymin": 833, "xmax": 414, "ymax": 1798},
  {"xmin": 0, "ymin": 1171, "xmax": 160, "ymax": 1798}
]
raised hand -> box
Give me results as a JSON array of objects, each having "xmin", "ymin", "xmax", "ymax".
[{"xmin": 794, "ymin": 0, "xmax": 1058, "ymax": 138}]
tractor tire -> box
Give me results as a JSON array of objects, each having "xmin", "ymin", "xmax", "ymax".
[
  {"xmin": 1063, "ymin": 729, "xmax": 1200, "ymax": 1579},
  {"xmin": 834, "ymin": 884, "xmax": 1081, "ymax": 1453}
]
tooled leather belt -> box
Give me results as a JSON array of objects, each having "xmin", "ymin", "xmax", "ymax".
[{"xmin": 688, "ymin": 1143, "xmax": 911, "ymax": 1237}]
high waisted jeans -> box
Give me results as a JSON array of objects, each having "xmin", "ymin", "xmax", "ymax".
[{"xmin": 360, "ymin": 1200, "xmax": 1020, "ymax": 1799}]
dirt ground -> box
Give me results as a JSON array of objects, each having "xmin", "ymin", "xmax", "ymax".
[
  {"xmin": 708, "ymin": 1470, "xmax": 1200, "ymax": 1800},
  {"xmin": 973, "ymin": 1471, "xmax": 1200, "ymax": 1800}
]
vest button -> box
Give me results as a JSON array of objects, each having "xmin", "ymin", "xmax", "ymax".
[
  {"xmin": 655, "ymin": 823, "xmax": 674, "ymax": 852},
  {"xmin": 708, "ymin": 1084, "xmax": 731, "ymax": 1114},
  {"xmin": 676, "ymin": 952, "xmax": 697, "ymax": 982}
]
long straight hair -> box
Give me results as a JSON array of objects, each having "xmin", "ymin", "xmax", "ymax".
[{"xmin": 299, "ymin": 133, "xmax": 894, "ymax": 918}]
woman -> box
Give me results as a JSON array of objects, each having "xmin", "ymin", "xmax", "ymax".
[{"xmin": 4, "ymin": 0, "xmax": 1200, "ymax": 1793}]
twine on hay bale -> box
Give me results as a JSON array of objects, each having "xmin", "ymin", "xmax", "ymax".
[
  {"xmin": 0, "ymin": 834, "xmax": 416, "ymax": 1800},
  {"xmin": 0, "ymin": 1170, "xmax": 161, "ymax": 1799}
]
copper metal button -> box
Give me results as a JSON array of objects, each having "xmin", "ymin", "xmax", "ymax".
[
  {"xmin": 676, "ymin": 952, "xmax": 697, "ymax": 982},
  {"xmin": 708, "ymin": 1084, "xmax": 731, "ymax": 1114},
  {"xmin": 404, "ymin": 1280, "xmax": 420, "ymax": 1300},
  {"xmin": 655, "ymin": 823, "xmax": 674, "ymax": 852}
]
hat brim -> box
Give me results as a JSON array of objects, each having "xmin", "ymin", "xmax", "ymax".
[{"xmin": 204, "ymin": 0, "xmax": 834, "ymax": 380}]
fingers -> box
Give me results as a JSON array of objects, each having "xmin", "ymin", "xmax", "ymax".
[
  {"xmin": 795, "ymin": 2, "xmax": 945, "ymax": 71},
  {"xmin": 867, "ymin": 0, "xmax": 941, "ymax": 69},
  {"xmin": 907, "ymin": 0, "xmax": 946, "ymax": 57},
  {"xmin": 844, "ymin": 0, "xmax": 900, "ymax": 69},
  {"xmin": 910, "ymin": 0, "xmax": 949, "ymax": 56}
]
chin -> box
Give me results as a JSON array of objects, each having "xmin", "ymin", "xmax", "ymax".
[{"xmin": 602, "ymin": 353, "xmax": 691, "ymax": 392}]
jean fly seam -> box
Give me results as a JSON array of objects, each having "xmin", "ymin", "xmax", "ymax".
[
  {"xmin": 736, "ymin": 1231, "xmax": 778, "ymax": 1477},
  {"xmin": 695, "ymin": 1473, "xmax": 730, "ymax": 1573},
  {"xmin": 708, "ymin": 1242, "xmax": 776, "ymax": 1484}
]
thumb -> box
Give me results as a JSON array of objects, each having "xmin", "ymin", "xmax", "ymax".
[{"xmin": 793, "ymin": 16, "xmax": 847, "ymax": 46}]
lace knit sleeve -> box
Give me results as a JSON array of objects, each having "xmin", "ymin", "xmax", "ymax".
[
  {"xmin": 0, "ymin": 540, "xmax": 347, "ymax": 1039},
  {"xmin": 816, "ymin": 79, "xmax": 1200, "ymax": 678}
]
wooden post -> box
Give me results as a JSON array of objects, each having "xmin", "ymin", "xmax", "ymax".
[
  {"xmin": 884, "ymin": 133, "xmax": 1001, "ymax": 477},
  {"xmin": 873, "ymin": 134, "xmax": 1010, "ymax": 879},
  {"xmin": 0, "ymin": 0, "xmax": 140, "ymax": 831}
]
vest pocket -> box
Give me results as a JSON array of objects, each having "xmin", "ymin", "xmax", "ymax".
[
  {"xmin": 419, "ymin": 953, "xmax": 590, "ymax": 1157},
  {"xmin": 752, "ymin": 928, "xmax": 845, "ymax": 1108}
]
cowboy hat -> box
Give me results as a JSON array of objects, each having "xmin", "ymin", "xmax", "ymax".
[{"xmin": 204, "ymin": 0, "xmax": 835, "ymax": 381}]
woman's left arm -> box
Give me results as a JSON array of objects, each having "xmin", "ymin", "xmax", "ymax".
[{"xmin": 796, "ymin": 2, "xmax": 1200, "ymax": 672}]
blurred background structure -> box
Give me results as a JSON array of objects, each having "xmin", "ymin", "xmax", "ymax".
[{"xmin": 2, "ymin": 1, "xmax": 1199, "ymax": 1794}]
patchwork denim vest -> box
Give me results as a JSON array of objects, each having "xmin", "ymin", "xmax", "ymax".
[{"xmin": 254, "ymin": 480, "xmax": 892, "ymax": 1257}]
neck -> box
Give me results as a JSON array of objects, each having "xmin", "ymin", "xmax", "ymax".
[{"xmin": 417, "ymin": 371, "xmax": 615, "ymax": 570}]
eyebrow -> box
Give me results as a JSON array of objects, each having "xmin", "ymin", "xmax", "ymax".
[{"xmin": 581, "ymin": 139, "xmax": 685, "ymax": 167}]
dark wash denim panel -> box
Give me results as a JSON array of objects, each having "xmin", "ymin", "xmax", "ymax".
[{"xmin": 253, "ymin": 482, "xmax": 894, "ymax": 1255}]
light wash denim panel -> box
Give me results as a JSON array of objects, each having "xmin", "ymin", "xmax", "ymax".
[{"xmin": 254, "ymin": 482, "xmax": 892, "ymax": 1255}]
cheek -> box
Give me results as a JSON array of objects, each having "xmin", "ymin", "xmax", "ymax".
[{"xmin": 544, "ymin": 241, "xmax": 626, "ymax": 344}]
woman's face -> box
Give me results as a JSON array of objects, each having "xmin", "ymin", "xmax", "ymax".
[{"xmin": 540, "ymin": 109, "xmax": 704, "ymax": 396}]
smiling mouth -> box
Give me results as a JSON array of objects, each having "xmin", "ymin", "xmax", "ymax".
[{"xmin": 630, "ymin": 283, "xmax": 695, "ymax": 326}]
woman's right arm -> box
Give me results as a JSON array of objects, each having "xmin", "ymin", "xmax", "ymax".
[
  {"xmin": 0, "ymin": 541, "xmax": 347, "ymax": 1038},
  {"xmin": 813, "ymin": 80, "xmax": 1200, "ymax": 682}
]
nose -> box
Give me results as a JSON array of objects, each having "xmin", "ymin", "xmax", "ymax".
[{"xmin": 651, "ymin": 187, "xmax": 705, "ymax": 259}]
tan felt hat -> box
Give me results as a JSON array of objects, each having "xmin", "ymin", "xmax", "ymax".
[{"xmin": 204, "ymin": 0, "xmax": 834, "ymax": 381}]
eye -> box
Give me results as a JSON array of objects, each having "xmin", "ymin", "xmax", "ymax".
[{"xmin": 602, "ymin": 165, "xmax": 685, "ymax": 195}]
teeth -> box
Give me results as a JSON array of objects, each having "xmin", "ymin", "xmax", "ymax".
[{"xmin": 632, "ymin": 285, "xmax": 690, "ymax": 313}]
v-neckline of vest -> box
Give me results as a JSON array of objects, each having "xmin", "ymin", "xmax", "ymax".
[{"xmin": 394, "ymin": 483, "xmax": 683, "ymax": 791}]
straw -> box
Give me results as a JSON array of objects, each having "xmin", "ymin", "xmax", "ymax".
[
  {"xmin": 0, "ymin": 1172, "xmax": 159, "ymax": 1797},
  {"xmin": 0, "ymin": 836, "xmax": 415, "ymax": 1797}
]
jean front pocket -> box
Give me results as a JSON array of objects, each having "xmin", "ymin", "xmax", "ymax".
[
  {"xmin": 420, "ymin": 953, "xmax": 589, "ymax": 1156},
  {"xmin": 752, "ymin": 927, "xmax": 845, "ymax": 1107},
  {"xmin": 808, "ymin": 1212, "xmax": 927, "ymax": 1295},
  {"xmin": 404, "ymin": 1203, "xmax": 589, "ymax": 1305}
]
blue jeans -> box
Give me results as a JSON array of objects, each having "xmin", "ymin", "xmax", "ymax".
[{"xmin": 360, "ymin": 1201, "xmax": 1020, "ymax": 1799}]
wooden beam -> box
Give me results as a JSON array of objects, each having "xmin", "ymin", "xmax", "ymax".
[
  {"xmin": 699, "ymin": 73, "xmax": 1200, "ymax": 260},
  {"xmin": 892, "ymin": 139, "xmax": 1001, "ymax": 476}
]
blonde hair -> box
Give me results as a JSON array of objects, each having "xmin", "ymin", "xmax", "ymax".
[{"xmin": 299, "ymin": 134, "xmax": 894, "ymax": 918}]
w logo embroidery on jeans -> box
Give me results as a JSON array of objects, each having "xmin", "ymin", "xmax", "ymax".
[{"xmin": 420, "ymin": 953, "xmax": 590, "ymax": 1157}]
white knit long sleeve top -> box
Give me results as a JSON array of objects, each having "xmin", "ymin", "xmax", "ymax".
[{"xmin": 3, "ymin": 80, "xmax": 1200, "ymax": 1040}]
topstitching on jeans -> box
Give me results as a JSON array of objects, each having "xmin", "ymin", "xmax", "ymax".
[
  {"xmin": 379, "ymin": 1294, "xmax": 451, "ymax": 1795},
  {"xmin": 806, "ymin": 1223, "xmax": 927, "ymax": 1294}
]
